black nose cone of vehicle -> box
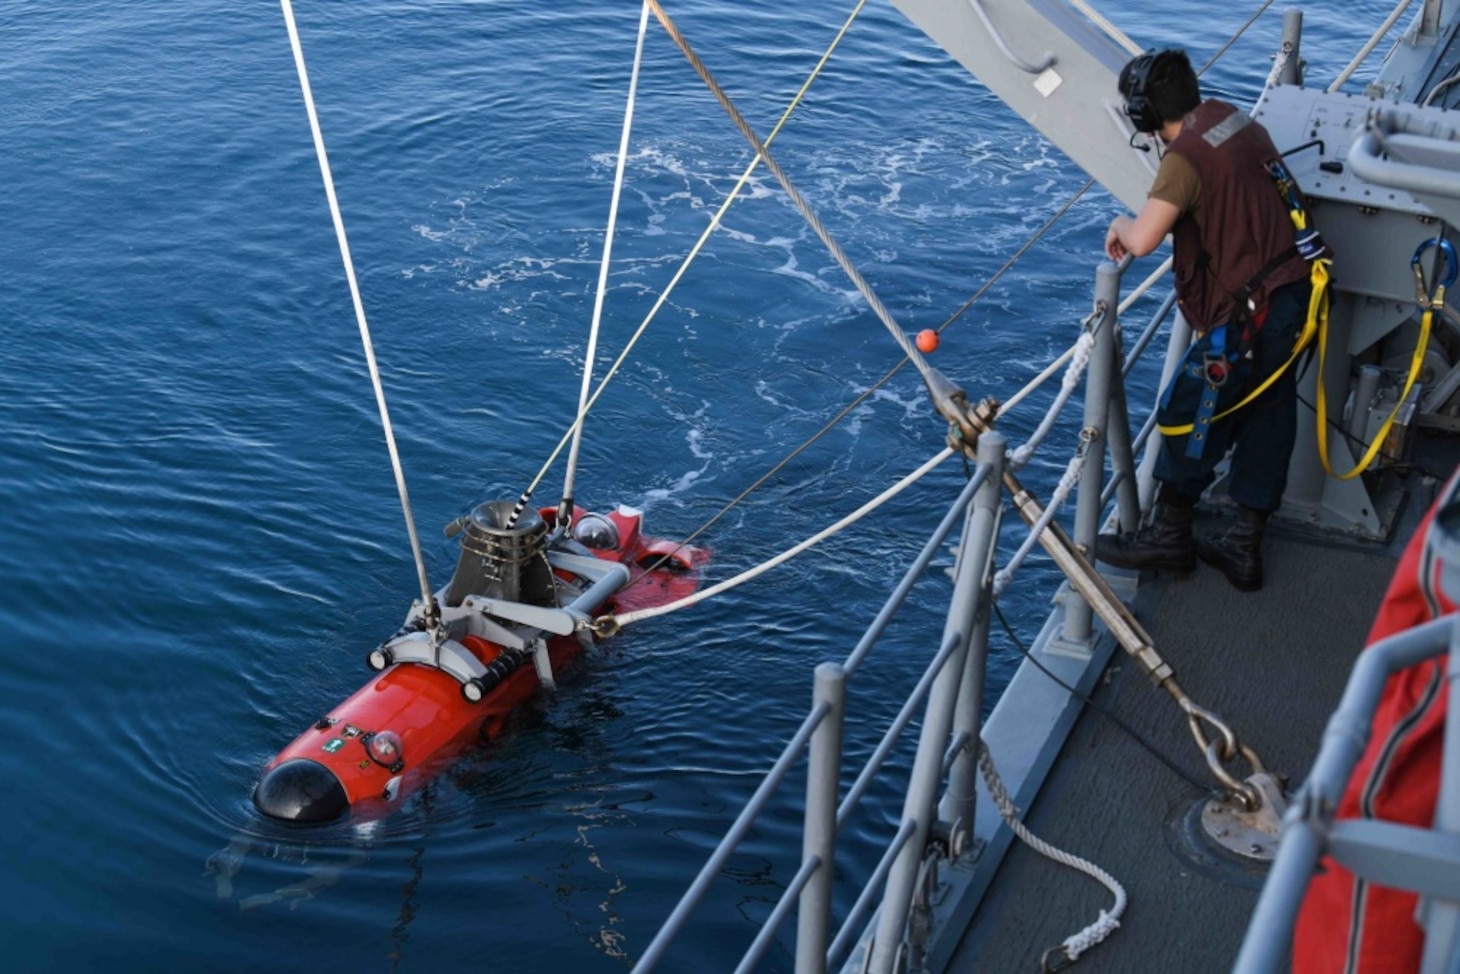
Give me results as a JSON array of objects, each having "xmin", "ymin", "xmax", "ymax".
[{"xmin": 253, "ymin": 759, "xmax": 349, "ymax": 823}]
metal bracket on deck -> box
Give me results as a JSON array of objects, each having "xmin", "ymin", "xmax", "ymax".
[{"xmin": 1201, "ymin": 772, "xmax": 1289, "ymax": 861}]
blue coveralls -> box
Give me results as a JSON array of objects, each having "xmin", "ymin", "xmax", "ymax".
[{"xmin": 1154, "ymin": 277, "xmax": 1311, "ymax": 514}]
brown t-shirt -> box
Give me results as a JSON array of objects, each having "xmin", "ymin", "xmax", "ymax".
[{"xmin": 1149, "ymin": 151, "xmax": 1202, "ymax": 226}]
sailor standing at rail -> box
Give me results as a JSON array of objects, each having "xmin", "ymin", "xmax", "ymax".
[{"xmin": 1096, "ymin": 48, "xmax": 1323, "ymax": 592}]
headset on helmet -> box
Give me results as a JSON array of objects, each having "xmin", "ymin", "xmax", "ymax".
[{"xmin": 1123, "ymin": 49, "xmax": 1165, "ymax": 134}]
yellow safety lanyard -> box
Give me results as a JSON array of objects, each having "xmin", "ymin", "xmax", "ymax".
[
  {"xmin": 1157, "ymin": 243, "xmax": 1329, "ymax": 440},
  {"xmin": 1317, "ymin": 236, "xmax": 1453, "ymax": 480}
]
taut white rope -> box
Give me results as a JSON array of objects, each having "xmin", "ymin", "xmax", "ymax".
[
  {"xmin": 608, "ymin": 447, "xmax": 955, "ymax": 628},
  {"xmin": 1328, "ymin": 0, "xmax": 1414, "ymax": 93},
  {"xmin": 278, "ymin": 0, "xmax": 437, "ymax": 624},
  {"xmin": 561, "ymin": 2, "xmax": 653, "ymax": 517},
  {"xmin": 1067, "ymin": 0, "xmax": 1143, "ymax": 56}
]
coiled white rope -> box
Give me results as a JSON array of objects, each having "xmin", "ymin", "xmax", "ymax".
[
  {"xmin": 978, "ymin": 740, "xmax": 1126, "ymax": 966},
  {"xmin": 608, "ymin": 447, "xmax": 955, "ymax": 628}
]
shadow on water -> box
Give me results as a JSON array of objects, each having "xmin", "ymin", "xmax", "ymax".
[{"xmin": 206, "ymin": 788, "xmax": 443, "ymax": 971}]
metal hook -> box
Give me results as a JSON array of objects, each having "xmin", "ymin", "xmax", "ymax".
[
  {"xmin": 1183, "ymin": 700, "xmax": 1240, "ymax": 763},
  {"xmin": 1042, "ymin": 945, "xmax": 1076, "ymax": 972},
  {"xmin": 1412, "ymin": 237, "xmax": 1458, "ymax": 305},
  {"xmin": 1205, "ymin": 738, "xmax": 1266, "ymax": 811}
]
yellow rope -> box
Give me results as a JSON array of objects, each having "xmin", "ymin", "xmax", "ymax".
[
  {"xmin": 1156, "ymin": 257, "xmax": 1327, "ymax": 438},
  {"xmin": 1157, "ymin": 200, "xmax": 1330, "ymax": 439},
  {"xmin": 1317, "ymin": 287, "xmax": 1435, "ymax": 480}
]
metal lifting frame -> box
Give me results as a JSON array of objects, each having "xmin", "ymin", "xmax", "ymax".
[{"xmin": 378, "ymin": 551, "xmax": 630, "ymax": 697}]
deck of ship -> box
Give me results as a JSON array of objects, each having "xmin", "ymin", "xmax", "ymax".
[{"xmin": 947, "ymin": 468, "xmax": 1445, "ymax": 972}]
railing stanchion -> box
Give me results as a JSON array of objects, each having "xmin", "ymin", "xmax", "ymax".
[
  {"xmin": 1421, "ymin": 613, "xmax": 1460, "ymax": 969},
  {"xmin": 1106, "ymin": 313, "xmax": 1142, "ymax": 534},
  {"xmin": 1066, "ymin": 260, "xmax": 1122, "ymax": 643},
  {"xmin": 797, "ymin": 662, "xmax": 847, "ymax": 974},
  {"xmin": 1139, "ymin": 308, "xmax": 1193, "ymax": 511},
  {"xmin": 867, "ymin": 444, "xmax": 993, "ymax": 972},
  {"xmin": 940, "ymin": 431, "xmax": 1006, "ymax": 856}
]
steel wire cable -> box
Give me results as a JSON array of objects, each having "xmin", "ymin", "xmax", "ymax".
[
  {"xmin": 645, "ymin": 0, "xmax": 935, "ymax": 375},
  {"xmin": 646, "ymin": 0, "xmax": 1286, "ymax": 566},
  {"xmin": 570, "ymin": 0, "xmax": 1293, "ymax": 612},
  {"xmin": 992, "ymin": 602, "xmax": 1216, "ymax": 794}
]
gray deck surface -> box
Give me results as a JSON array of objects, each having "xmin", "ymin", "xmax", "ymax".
[{"xmin": 947, "ymin": 510, "xmax": 1410, "ymax": 973}]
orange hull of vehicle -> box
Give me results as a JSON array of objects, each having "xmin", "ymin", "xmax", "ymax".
[
  {"xmin": 253, "ymin": 505, "xmax": 705, "ymax": 823},
  {"xmin": 263, "ymin": 633, "xmax": 571, "ymax": 817}
]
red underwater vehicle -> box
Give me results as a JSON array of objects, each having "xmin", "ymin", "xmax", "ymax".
[
  {"xmin": 258, "ymin": 3, "xmax": 709, "ymax": 825},
  {"xmin": 253, "ymin": 500, "xmax": 705, "ymax": 823}
]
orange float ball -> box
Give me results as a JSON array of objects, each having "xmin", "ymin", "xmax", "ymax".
[{"xmin": 916, "ymin": 329, "xmax": 939, "ymax": 353}]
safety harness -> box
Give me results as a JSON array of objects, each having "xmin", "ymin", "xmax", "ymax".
[
  {"xmin": 1315, "ymin": 235, "xmax": 1456, "ymax": 480},
  {"xmin": 1158, "ymin": 158, "xmax": 1332, "ymax": 456}
]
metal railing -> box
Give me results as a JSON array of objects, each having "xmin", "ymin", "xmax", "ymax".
[
  {"xmin": 634, "ymin": 257, "xmax": 1180, "ymax": 973},
  {"xmin": 1235, "ymin": 492, "xmax": 1460, "ymax": 971},
  {"xmin": 1234, "ymin": 609, "xmax": 1460, "ymax": 972}
]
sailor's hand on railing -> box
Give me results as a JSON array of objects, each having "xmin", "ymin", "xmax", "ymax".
[{"xmin": 1104, "ymin": 217, "xmax": 1130, "ymax": 262}]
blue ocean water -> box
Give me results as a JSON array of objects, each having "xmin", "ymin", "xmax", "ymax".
[{"xmin": 0, "ymin": 1, "xmax": 1394, "ymax": 970}]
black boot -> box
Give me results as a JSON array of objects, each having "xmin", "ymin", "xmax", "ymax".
[
  {"xmin": 1095, "ymin": 490, "xmax": 1197, "ymax": 575},
  {"xmin": 1197, "ymin": 507, "xmax": 1267, "ymax": 592}
]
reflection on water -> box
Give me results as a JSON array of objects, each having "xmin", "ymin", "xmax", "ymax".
[{"xmin": 206, "ymin": 826, "xmax": 376, "ymax": 910}]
